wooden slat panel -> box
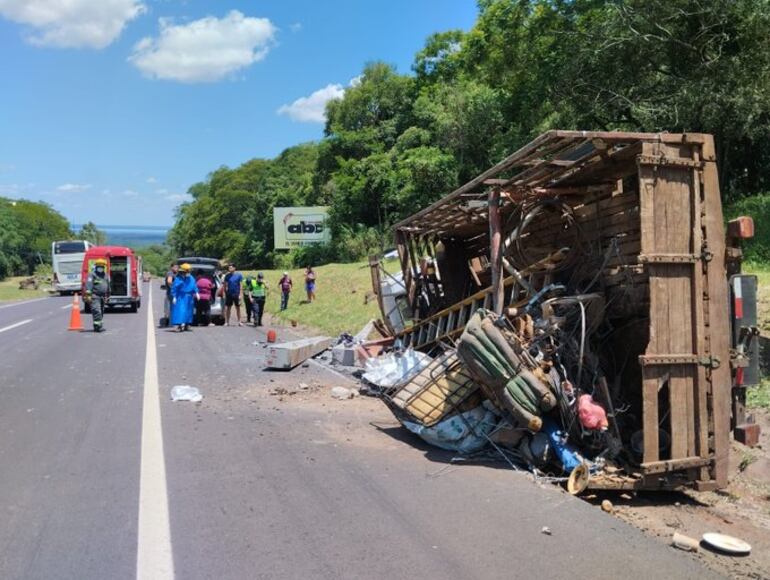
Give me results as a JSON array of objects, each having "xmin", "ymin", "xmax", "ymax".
[
  {"xmin": 686, "ymin": 365, "xmax": 697, "ymax": 457},
  {"xmin": 669, "ymin": 365, "xmax": 689, "ymax": 459},
  {"xmin": 671, "ymin": 264, "xmax": 694, "ymax": 354},
  {"xmin": 701, "ymin": 136, "xmax": 731, "ymax": 487},
  {"xmin": 643, "ymin": 367, "xmax": 662, "ymax": 463},
  {"xmin": 690, "ymin": 152, "xmax": 710, "ymax": 474}
]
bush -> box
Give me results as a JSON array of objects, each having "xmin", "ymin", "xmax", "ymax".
[
  {"xmin": 331, "ymin": 225, "xmax": 386, "ymax": 262},
  {"xmin": 136, "ymin": 245, "xmax": 175, "ymax": 276},
  {"xmin": 272, "ymin": 252, "xmax": 295, "ymax": 271},
  {"xmin": 269, "ymin": 226, "xmax": 387, "ymax": 269},
  {"xmin": 724, "ymin": 193, "xmax": 770, "ymax": 263}
]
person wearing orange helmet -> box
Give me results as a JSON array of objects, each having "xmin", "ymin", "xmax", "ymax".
[{"xmin": 170, "ymin": 263, "xmax": 199, "ymax": 332}]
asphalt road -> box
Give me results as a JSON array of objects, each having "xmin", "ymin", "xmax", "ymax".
[{"xmin": 0, "ymin": 286, "xmax": 726, "ymax": 579}]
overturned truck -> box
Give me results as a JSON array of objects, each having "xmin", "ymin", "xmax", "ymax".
[{"xmin": 370, "ymin": 131, "xmax": 759, "ymax": 492}]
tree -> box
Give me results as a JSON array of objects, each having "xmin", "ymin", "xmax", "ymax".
[
  {"xmin": 0, "ymin": 198, "xmax": 24, "ymax": 280},
  {"xmin": 8, "ymin": 199, "xmax": 72, "ymax": 274},
  {"xmin": 169, "ymin": 0, "xmax": 770, "ymax": 266},
  {"xmin": 168, "ymin": 143, "xmax": 320, "ymax": 267},
  {"xmin": 78, "ymin": 221, "xmax": 107, "ymax": 246}
]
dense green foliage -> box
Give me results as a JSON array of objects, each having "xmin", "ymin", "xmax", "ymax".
[
  {"xmin": 169, "ymin": 144, "xmax": 319, "ymax": 266},
  {"xmin": 170, "ymin": 0, "xmax": 770, "ymax": 268},
  {"xmin": 0, "ymin": 197, "xmax": 72, "ymax": 280},
  {"xmin": 725, "ymin": 194, "xmax": 770, "ymax": 263},
  {"xmin": 135, "ymin": 244, "xmax": 175, "ymax": 276},
  {"xmin": 77, "ymin": 222, "xmax": 107, "ymax": 246}
]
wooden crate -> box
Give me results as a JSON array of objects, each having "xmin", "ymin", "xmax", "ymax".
[{"xmin": 390, "ymin": 351, "xmax": 480, "ymax": 427}]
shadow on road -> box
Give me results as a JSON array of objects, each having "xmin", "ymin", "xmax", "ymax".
[{"xmin": 369, "ymin": 421, "xmax": 517, "ymax": 471}]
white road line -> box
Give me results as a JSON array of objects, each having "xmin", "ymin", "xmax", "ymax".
[
  {"xmin": 61, "ymin": 304, "xmax": 72, "ymax": 310},
  {"xmin": 136, "ymin": 286, "xmax": 174, "ymax": 579},
  {"xmin": 0, "ymin": 297, "xmax": 50, "ymax": 309},
  {"xmin": 0, "ymin": 319, "xmax": 33, "ymax": 334}
]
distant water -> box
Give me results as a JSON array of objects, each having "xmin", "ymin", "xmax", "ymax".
[{"xmin": 71, "ymin": 224, "xmax": 170, "ymax": 247}]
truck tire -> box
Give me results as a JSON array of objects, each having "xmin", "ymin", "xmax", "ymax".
[{"xmin": 129, "ymin": 302, "xmax": 138, "ymax": 313}]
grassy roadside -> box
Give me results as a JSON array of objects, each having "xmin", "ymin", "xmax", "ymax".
[
  {"xmin": 243, "ymin": 262, "xmax": 381, "ymax": 336},
  {"xmin": 0, "ymin": 277, "xmax": 51, "ymax": 303}
]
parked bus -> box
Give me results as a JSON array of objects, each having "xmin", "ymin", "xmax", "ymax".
[{"xmin": 52, "ymin": 240, "xmax": 93, "ymax": 294}]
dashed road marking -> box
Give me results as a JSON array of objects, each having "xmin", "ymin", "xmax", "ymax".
[
  {"xmin": 136, "ymin": 286, "xmax": 174, "ymax": 579},
  {"xmin": 0, "ymin": 297, "xmax": 50, "ymax": 309},
  {"xmin": 0, "ymin": 319, "xmax": 33, "ymax": 334}
]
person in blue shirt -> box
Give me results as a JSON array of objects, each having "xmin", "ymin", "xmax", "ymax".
[
  {"xmin": 223, "ymin": 263, "xmax": 244, "ymax": 326},
  {"xmin": 171, "ymin": 263, "xmax": 199, "ymax": 332}
]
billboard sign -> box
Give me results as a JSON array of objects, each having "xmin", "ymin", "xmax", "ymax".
[{"xmin": 273, "ymin": 206, "xmax": 331, "ymax": 249}]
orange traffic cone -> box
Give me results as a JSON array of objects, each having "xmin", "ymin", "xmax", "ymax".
[{"xmin": 68, "ymin": 293, "xmax": 84, "ymax": 331}]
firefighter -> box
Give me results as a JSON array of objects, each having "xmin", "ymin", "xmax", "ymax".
[{"xmin": 85, "ymin": 258, "xmax": 110, "ymax": 333}]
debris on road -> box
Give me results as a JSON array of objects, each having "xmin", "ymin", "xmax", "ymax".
[
  {"xmin": 18, "ymin": 276, "xmax": 40, "ymax": 290},
  {"xmin": 672, "ymin": 532, "xmax": 700, "ymax": 553},
  {"xmin": 170, "ymin": 385, "xmax": 203, "ymax": 402},
  {"xmin": 265, "ymin": 336, "xmax": 333, "ymax": 370},
  {"xmin": 541, "ymin": 526, "xmax": 552, "ymax": 536},
  {"xmin": 361, "ymin": 348, "xmax": 432, "ymax": 389},
  {"xmin": 331, "ymin": 386, "xmax": 354, "ymax": 400},
  {"xmin": 701, "ymin": 533, "xmax": 752, "ymax": 556}
]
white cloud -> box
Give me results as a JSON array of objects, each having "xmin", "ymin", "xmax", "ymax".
[
  {"xmin": 0, "ymin": 183, "xmax": 22, "ymax": 195},
  {"xmin": 128, "ymin": 10, "xmax": 276, "ymax": 83},
  {"xmin": 121, "ymin": 189, "xmax": 139, "ymax": 197},
  {"xmin": 146, "ymin": 176, "xmax": 157, "ymax": 183},
  {"xmin": 165, "ymin": 193, "xmax": 191, "ymax": 203},
  {"xmin": 0, "ymin": 0, "xmax": 146, "ymax": 49},
  {"xmin": 277, "ymin": 83, "xmax": 345, "ymax": 123},
  {"xmin": 289, "ymin": 22, "xmax": 302, "ymax": 33},
  {"xmin": 348, "ymin": 75, "xmax": 362, "ymax": 88},
  {"xmin": 155, "ymin": 188, "xmax": 168, "ymax": 195},
  {"xmin": 57, "ymin": 182, "xmax": 91, "ymax": 192}
]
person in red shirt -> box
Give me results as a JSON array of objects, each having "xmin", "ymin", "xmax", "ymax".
[
  {"xmin": 195, "ymin": 272, "xmax": 215, "ymax": 326},
  {"xmin": 278, "ymin": 271, "xmax": 293, "ymax": 311}
]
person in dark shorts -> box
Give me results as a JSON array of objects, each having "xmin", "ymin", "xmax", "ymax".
[{"xmin": 223, "ymin": 263, "xmax": 244, "ymax": 326}]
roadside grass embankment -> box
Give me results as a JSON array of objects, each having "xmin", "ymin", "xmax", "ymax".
[
  {"xmin": 244, "ymin": 262, "xmax": 383, "ymax": 336},
  {"xmin": 745, "ymin": 263, "xmax": 770, "ymax": 410},
  {"xmin": 0, "ymin": 277, "xmax": 51, "ymax": 303}
]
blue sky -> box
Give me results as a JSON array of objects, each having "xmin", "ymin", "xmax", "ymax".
[{"xmin": 0, "ymin": 0, "xmax": 478, "ymax": 227}]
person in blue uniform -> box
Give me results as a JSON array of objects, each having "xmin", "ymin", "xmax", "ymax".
[{"xmin": 171, "ymin": 263, "xmax": 199, "ymax": 332}]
